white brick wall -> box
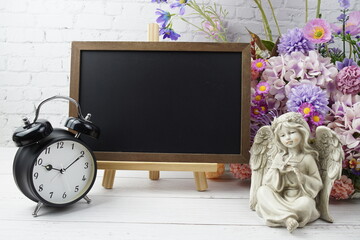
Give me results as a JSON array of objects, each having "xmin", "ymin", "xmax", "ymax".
[{"xmin": 0, "ymin": 0, "xmax": 358, "ymax": 147}]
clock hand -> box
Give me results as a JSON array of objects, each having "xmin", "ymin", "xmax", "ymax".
[
  {"xmin": 42, "ymin": 164, "xmax": 63, "ymax": 173},
  {"xmin": 64, "ymin": 154, "xmax": 84, "ymax": 171}
]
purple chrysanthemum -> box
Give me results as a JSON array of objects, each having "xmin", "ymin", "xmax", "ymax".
[
  {"xmin": 277, "ymin": 28, "xmax": 315, "ymax": 55},
  {"xmin": 159, "ymin": 27, "xmax": 180, "ymax": 40},
  {"xmin": 287, "ymin": 83, "xmax": 329, "ymax": 116},
  {"xmin": 155, "ymin": 9, "xmax": 171, "ymax": 27}
]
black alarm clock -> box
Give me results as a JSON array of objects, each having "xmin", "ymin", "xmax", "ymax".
[{"xmin": 12, "ymin": 96, "xmax": 100, "ymax": 217}]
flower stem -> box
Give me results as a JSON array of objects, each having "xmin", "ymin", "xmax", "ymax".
[
  {"xmin": 187, "ymin": 1, "xmax": 228, "ymax": 42},
  {"xmin": 305, "ymin": 0, "xmax": 308, "ymax": 23},
  {"xmin": 349, "ymin": 41, "xmax": 352, "ymax": 59},
  {"xmin": 267, "ymin": 0, "xmax": 281, "ymax": 36},
  {"xmin": 342, "ymin": 10, "xmax": 346, "ymax": 58},
  {"xmin": 253, "ymin": 0, "xmax": 273, "ymax": 41},
  {"xmin": 325, "ymin": 43, "xmax": 329, "ymax": 57},
  {"xmin": 316, "ymin": 0, "xmax": 321, "ymax": 18}
]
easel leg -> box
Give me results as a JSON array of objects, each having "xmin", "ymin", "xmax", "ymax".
[
  {"xmin": 102, "ymin": 169, "xmax": 116, "ymax": 189},
  {"xmin": 149, "ymin": 171, "xmax": 160, "ymax": 180},
  {"xmin": 193, "ymin": 172, "xmax": 208, "ymax": 192}
]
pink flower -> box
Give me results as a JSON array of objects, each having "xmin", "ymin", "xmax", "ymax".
[
  {"xmin": 261, "ymin": 51, "xmax": 337, "ymax": 111},
  {"xmin": 298, "ymin": 103, "xmax": 315, "ymax": 117},
  {"xmin": 256, "ymin": 82, "xmax": 270, "ymax": 94},
  {"xmin": 303, "ymin": 18, "xmax": 332, "ymax": 43},
  {"xmin": 346, "ymin": 11, "xmax": 360, "ymax": 35},
  {"xmin": 330, "ymin": 175, "xmax": 355, "ymax": 200},
  {"xmin": 336, "ymin": 65, "xmax": 360, "ymax": 95},
  {"xmin": 202, "ymin": 18, "xmax": 222, "ymax": 39},
  {"xmin": 252, "ymin": 59, "xmax": 266, "ymax": 72},
  {"xmin": 251, "ymin": 103, "xmax": 267, "ymax": 119},
  {"xmin": 230, "ymin": 163, "xmax": 252, "ymax": 180},
  {"xmin": 327, "ymin": 102, "xmax": 360, "ymax": 152},
  {"xmin": 252, "ymin": 93, "xmax": 265, "ymax": 103},
  {"xmin": 309, "ymin": 111, "xmax": 324, "ymax": 126}
]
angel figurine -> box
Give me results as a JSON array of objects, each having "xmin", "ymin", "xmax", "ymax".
[{"xmin": 249, "ymin": 112, "xmax": 344, "ymax": 233}]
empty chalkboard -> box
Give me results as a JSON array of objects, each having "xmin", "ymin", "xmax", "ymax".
[{"xmin": 70, "ymin": 42, "xmax": 250, "ymax": 163}]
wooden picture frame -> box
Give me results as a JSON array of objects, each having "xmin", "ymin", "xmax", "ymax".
[{"xmin": 70, "ymin": 41, "xmax": 251, "ymax": 163}]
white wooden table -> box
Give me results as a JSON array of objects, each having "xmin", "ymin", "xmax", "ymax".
[{"xmin": 0, "ymin": 147, "xmax": 359, "ymax": 240}]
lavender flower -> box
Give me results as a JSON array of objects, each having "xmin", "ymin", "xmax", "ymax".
[
  {"xmin": 337, "ymin": 13, "xmax": 348, "ymax": 22},
  {"xmin": 338, "ymin": 0, "xmax": 350, "ymax": 8},
  {"xmin": 329, "ymin": 47, "xmax": 342, "ymax": 56},
  {"xmin": 277, "ymin": 28, "xmax": 315, "ymax": 55},
  {"xmin": 331, "ymin": 11, "xmax": 360, "ymax": 36},
  {"xmin": 287, "ymin": 83, "xmax": 329, "ymax": 116}
]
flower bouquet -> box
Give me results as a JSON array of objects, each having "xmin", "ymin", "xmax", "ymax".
[{"xmin": 151, "ymin": 0, "xmax": 360, "ymax": 199}]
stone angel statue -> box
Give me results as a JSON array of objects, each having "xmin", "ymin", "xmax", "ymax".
[{"xmin": 249, "ymin": 112, "xmax": 344, "ymax": 233}]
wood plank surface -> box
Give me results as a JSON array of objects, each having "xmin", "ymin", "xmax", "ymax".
[{"xmin": 1, "ymin": 147, "xmax": 359, "ymax": 240}]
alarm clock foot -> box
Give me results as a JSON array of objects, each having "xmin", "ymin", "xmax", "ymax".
[
  {"xmin": 32, "ymin": 202, "xmax": 44, "ymax": 217},
  {"xmin": 83, "ymin": 195, "xmax": 91, "ymax": 204}
]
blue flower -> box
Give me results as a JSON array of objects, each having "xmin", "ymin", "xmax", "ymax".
[
  {"xmin": 155, "ymin": 9, "xmax": 171, "ymax": 27},
  {"xmin": 151, "ymin": 0, "xmax": 168, "ymax": 3},
  {"xmin": 287, "ymin": 83, "xmax": 329, "ymax": 116},
  {"xmin": 170, "ymin": 0, "xmax": 189, "ymax": 15},
  {"xmin": 277, "ymin": 28, "xmax": 315, "ymax": 55},
  {"xmin": 337, "ymin": 13, "xmax": 348, "ymax": 22},
  {"xmin": 160, "ymin": 27, "xmax": 181, "ymax": 40},
  {"xmin": 338, "ymin": 0, "xmax": 350, "ymax": 9},
  {"xmin": 336, "ymin": 58, "xmax": 358, "ymax": 70}
]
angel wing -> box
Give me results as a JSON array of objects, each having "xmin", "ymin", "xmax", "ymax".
[
  {"xmin": 249, "ymin": 125, "xmax": 273, "ymax": 210},
  {"xmin": 314, "ymin": 126, "xmax": 344, "ymax": 222}
]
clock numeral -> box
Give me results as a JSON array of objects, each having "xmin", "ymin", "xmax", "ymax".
[
  {"xmin": 84, "ymin": 162, "xmax": 89, "ymax": 169},
  {"xmin": 80, "ymin": 151, "xmax": 85, "ymax": 157},
  {"xmin": 57, "ymin": 141, "xmax": 64, "ymax": 149},
  {"xmin": 75, "ymin": 185, "xmax": 79, "ymax": 192},
  {"xmin": 45, "ymin": 147, "xmax": 50, "ymax": 154},
  {"xmin": 82, "ymin": 175, "xmax": 87, "ymax": 181},
  {"xmin": 33, "ymin": 172, "xmax": 39, "ymax": 179},
  {"xmin": 62, "ymin": 192, "xmax": 67, "ymax": 199},
  {"xmin": 49, "ymin": 192, "xmax": 54, "ymax": 198},
  {"xmin": 72, "ymin": 143, "xmax": 75, "ymax": 150},
  {"xmin": 38, "ymin": 184, "xmax": 44, "ymax": 192},
  {"xmin": 35, "ymin": 158, "xmax": 43, "ymax": 166}
]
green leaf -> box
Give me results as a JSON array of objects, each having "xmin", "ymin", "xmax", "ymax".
[{"xmin": 262, "ymin": 40, "xmax": 275, "ymax": 51}]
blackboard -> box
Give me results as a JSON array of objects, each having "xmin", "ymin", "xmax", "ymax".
[{"xmin": 70, "ymin": 42, "xmax": 250, "ymax": 163}]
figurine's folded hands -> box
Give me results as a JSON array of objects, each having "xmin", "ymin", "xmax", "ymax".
[{"xmin": 293, "ymin": 167, "xmax": 305, "ymax": 184}]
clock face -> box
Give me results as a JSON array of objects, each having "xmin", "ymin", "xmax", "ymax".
[{"xmin": 31, "ymin": 140, "xmax": 96, "ymax": 205}]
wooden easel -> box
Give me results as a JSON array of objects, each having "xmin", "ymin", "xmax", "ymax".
[{"xmin": 98, "ymin": 23, "xmax": 217, "ymax": 191}]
